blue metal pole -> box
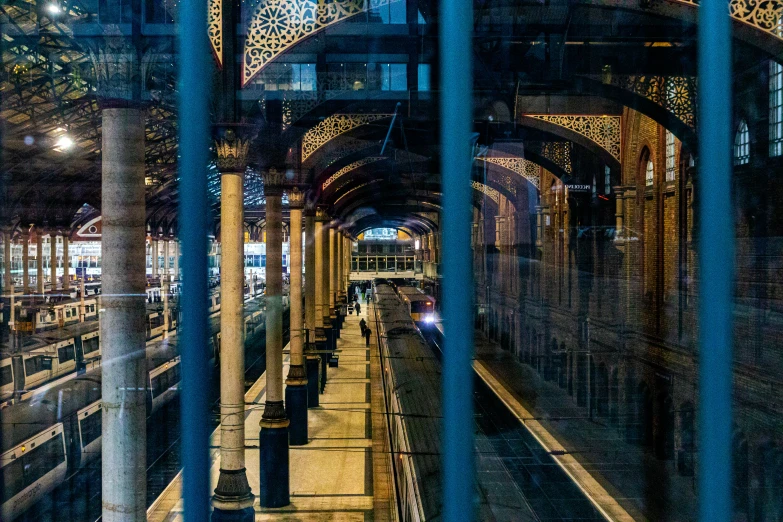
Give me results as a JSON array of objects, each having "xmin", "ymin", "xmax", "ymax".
[
  {"xmin": 178, "ymin": 0, "xmax": 212, "ymax": 518},
  {"xmin": 439, "ymin": 0, "xmax": 474, "ymax": 517},
  {"xmin": 698, "ymin": 1, "xmax": 733, "ymax": 521}
]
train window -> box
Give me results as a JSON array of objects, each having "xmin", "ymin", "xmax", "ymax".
[
  {"xmin": 1, "ymin": 365, "xmax": 12, "ymax": 386},
  {"xmin": 24, "ymin": 356, "xmax": 45, "ymax": 375},
  {"xmin": 1, "ymin": 458, "xmax": 25, "ymax": 503},
  {"xmin": 21, "ymin": 434, "xmax": 65, "ymax": 487},
  {"xmin": 80, "ymin": 410, "xmax": 102, "ymax": 447},
  {"xmin": 58, "ymin": 345, "xmax": 76, "ymax": 364},
  {"xmin": 83, "ymin": 337, "xmax": 100, "ymax": 355}
]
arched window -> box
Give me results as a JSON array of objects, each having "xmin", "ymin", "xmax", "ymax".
[
  {"xmin": 734, "ymin": 119, "xmax": 750, "ymax": 165},
  {"xmin": 645, "ymin": 160, "xmax": 654, "ymax": 186},
  {"xmin": 665, "ymin": 131, "xmax": 676, "ymax": 181},
  {"xmin": 604, "ymin": 165, "xmax": 611, "ymax": 195}
]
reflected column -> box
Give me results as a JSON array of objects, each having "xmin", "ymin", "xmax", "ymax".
[
  {"xmin": 100, "ymin": 105, "xmax": 147, "ymax": 522},
  {"xmin": 3, "ymin": 229, "xmax": 11, "ymax": 293},
  {"xmin": 259, "ymin": 170, "xmax": 290, "ymax": 507},
  {"xmin": 151, "ymin": 237, "xmax": 158, "ymax": 280},
  {"xmin": 35, "ymin": 228, "xmax": 44, "ymax": 297},
  {"xmin": 304, "ymin": 205, "xmax": 320, "ymax": 406},
  {"xmin": 314, "ymin": 207, "xmax": 329, "ymax": 391},
  {"xmin": 49, "ymin": 230, "xmax": 58, "ymax": 290},
  {"xmin": 62, "ymin": 231, "xmax": 70, "ymax": 290},
  {"xmin": 212, "ymin": 129, "xmax": 254, "ymax": 512},
  {"xmin": 21, "ymin": 230, "xmax": 29, "ymax": 296},
  {"xmin": 285, "ymin": 188, "xmax": 308, "ymax": 443}
]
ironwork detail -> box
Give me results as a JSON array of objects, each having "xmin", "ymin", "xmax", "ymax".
[
  {"xmin": 478, "ymin": 157, "xmax": 541, "ymax": 189},
  {"xmin": 288, "ymin": 187, "xmax": 306, "ymax": 208},
  {"xmin": 209, "ymin": 0, "xmax": 223, "ymax": 67},
  {"xmin": 472, "ymin": 181, "xmax": 500, "ymax": 204},
  {"xmin": 672, "ymin": 0, "xmax": 783, "ymax": 42},
  {"xmin": 541, "ymin": 142, "xmax": 573, "ymax": 174},
  {"xmin": 302, "ymin": 113, "xmax": 392, "ymax": 162},
  {"xmin": 527, "ymin": 115, "xmax": 621, "ymax": 161},
  {"xmin": 594, "ymin": 75, "xmax": 697, "ymax": 129},
  {"xmin": 215, "ymin": 134, "xmax": 251, "ymax": 174},
  {"xmin": 243, "ymin": 0, "xmax": 398, "ymax": 86},
  {"xmin": 322, "ymin": 157, "xmax": 384, "ymax": 190},
  {"xmin": 262, "ymin": 167, "xmax": 286, "ymax": 196}
]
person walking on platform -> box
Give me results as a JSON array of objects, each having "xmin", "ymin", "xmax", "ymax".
[
  {"xmin": 364, "ymin": 326, "xmax": 371, "ymax": 346},
  {"xmin": 360, "ymin": 317, "xmax": 367, "ymax": 335},
  {"xmin": 355, "ymin": 302, "xmax": 361, "ymax": 315}
]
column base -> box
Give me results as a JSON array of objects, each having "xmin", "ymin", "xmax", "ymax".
[
  {"xmin": 306, "ymin": 355, "xmax": 320, "ymax": 407},
  {"xmin": 211, "ymin": 508, "xmax": 254, "ymax": 522},
  {"xmin": 212, "ymin": 468, "xmax": 254, "ymax": 511},
  {"xmin": 259, "ymin": 411, "xmax": 290, "ymax": 508},
  {"xmin": 284, "ymin": 379, "xmax": 308, "ymax": 445}
]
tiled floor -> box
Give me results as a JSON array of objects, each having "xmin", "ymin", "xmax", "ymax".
[{"xmin": 148, "ymin": 305, "xmax": 386, "ymax": 521}]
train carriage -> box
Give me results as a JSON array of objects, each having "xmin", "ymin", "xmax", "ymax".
[{"xmin": 397, "ymin": 286, "xmax": 436, "ymax": 325}]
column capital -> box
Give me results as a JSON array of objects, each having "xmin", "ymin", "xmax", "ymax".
[
  {"xmin": 287, "ymin": 187, "xmax": 306, "ymax": 209},
  {"xmin": 315, "ymin": 205, "xmax": 331, "ymax": 222},
  {"xmin": 214, "ymin": 126, "xmax": 256, "ymax": 174},
  {"xmin": 262, "ymin": 167, "xmax": 286, "ymax": 196},
  {"xmin": 303, "ymin": 201, "xmax": 316, "ymax": 217}
]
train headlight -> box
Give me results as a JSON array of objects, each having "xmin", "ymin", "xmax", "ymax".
[{"xmin": 423, "ymin": 314, "xmax": 434, "ymax": 324}]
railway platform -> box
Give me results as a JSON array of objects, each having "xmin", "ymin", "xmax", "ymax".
[{"xmin": 148, "ymin": 305, "xmax": 392, "ymax": 522}]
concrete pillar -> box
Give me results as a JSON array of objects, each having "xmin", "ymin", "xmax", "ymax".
[
  {"xmin": 21, "ymin": 232, "xmax": 29, "ymax": 295},
  {"xmin": 304, "ymin": 206, "xmax": 320, "ymax": 407},
  {"xmin": 162, "ymin": 278, "xmax": 170, "ymax": 339},
  {"xmin": 285, "ymin": 188, "xmax": 308, "ymax": 443},
  {"xmin": 100, "ymin": 106, "xmax": 147, "ymax": 522},
  {"xmin": 49, "ymin": 231, "xmax": 58, "ymax": 290},
  {"xmin": 258, "ymin": 170, "xmax": 290, "ymax": 507},
  {"xmin": 212, "ymin": 130, "xmax": 254, "ymax": 511},
  {"xmin": 62, "ymin": 233, "xmax": 70, "ymax": 290},
  {"xmin": 35, "ymin": 230, "xmax": 44, "ymax": 296}
]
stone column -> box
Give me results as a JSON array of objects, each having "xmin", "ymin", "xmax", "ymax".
[
  {"xmin": 151, "ymin": 238, "xmax": 158, "ymax": 279},
  {"xmin": 49, "ymin": 231, "xmax": 58, "ymax": 290},
  {"xmin": 321, "ymin": 211, "xmax": 334, "ymax": 371},
  {"xmin": 285, "ymin": 188, "xmax": 308, "ymax": 443},
  {"xmin": 100, "ymin": 106, "xmax": 147, "ymax": 522},
  {"xmin": 35, "ymin": 230, "xmax": 44, "ymax": 296},
  {"xmin": 212, "ymin": 129, "xmax": 254, "ymax": 511},
  {"xmin": 162, "ymin": 278, "xmax": 170, "ymax": 339},
  {"xmin": 62, "ymin": 233, "xmax": 70, "ymax": 290},
  {"xmin": 173, "ymin": 239, "xmax": 179, "ymax": 280},
  {"xmin": 163, "ymin": 238, "xmax": 170, "ymax": 280},
  {"xmin": 259, "ymin": 169, "xmax": 290, "ymax": 508},
  {"xmin": 336, "ymin": 231, "xmax": 344, "ymax": 301},
  {"xmin": 329, "ymin": 226, "xmax": 337, "ymax": 311},
  {"xmin": 304, "ymin": 206, "xmax": 320, "ymax": 406},
  {"xmin": 314, "ymin": 207, "xmax": 329, "ymax": 390},
  {"xmin": 21, "ymin": 231, "xmax": 29, "ymax": 295}
]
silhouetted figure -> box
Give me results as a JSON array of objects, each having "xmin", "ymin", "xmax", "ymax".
[
  {"xmin": 364, "ymin": 327, "xmax": 371, "ymax": 346},
  {"xmin": 355, "ymin": 302, "xmax": 361, "ymax": 315},
  {"xmin": 360, "ymin": 318, "xmax": 367, "ymax": 334}
]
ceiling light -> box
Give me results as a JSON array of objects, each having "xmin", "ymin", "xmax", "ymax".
[
  {"xmin": 47, "ymin": 3, "xmax": 61, "ymax": 14},
  {"xmin": 54, "ymin": 135, "xmax": 74, "ymax": 151}
]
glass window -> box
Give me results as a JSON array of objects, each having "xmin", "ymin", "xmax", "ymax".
[
  {"xmin": 666, "ymin": 131, "xmax": 676, "ymax": 181},
  {"xmin": 418, "ymin": 64, "xmax": 431, "ymax": 91},
  {"xmin": 0, "ymin": 365, "xmax": 12, "ymax": 386},
  {"xmin": 381, "ymin": 64, "xmax": 407, "ymax": 91},
  {"xmin": 771, "ymin": 61, "xmax": 783, "ymax": 157},
  {"xmin": 604, "ymin": 165, "xmax": 611, "ymax": 195},
  {"xmin": 645, "ymin": 160, "xmax": 654, "ymax": 187},
  {"xmin": 735, "ymin": 120, "xmax": 750, "ymax": 165},
  {"xmin": 58, "ymin": 345, "xmax": 75, "ymax": 364},
  {"xmin": 80, "ymin": 410, "xmax": 102, "ymax": 446}
]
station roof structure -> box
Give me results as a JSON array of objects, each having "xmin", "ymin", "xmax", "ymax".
[{"xmin": 2, "ymin": 0, "xmax": 781, "ymax": 236}]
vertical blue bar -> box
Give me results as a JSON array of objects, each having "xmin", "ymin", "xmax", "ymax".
[
  {"xmin": 178, "ymin": 0, "xmax": 211, "ymax": 519},
  {"xmin": 439, "ymin": 0, "xmax": 474, "ymax": 518},
  {"xmin": 698, "ymin": 1, "xmax": 733, "ymax": 521}
]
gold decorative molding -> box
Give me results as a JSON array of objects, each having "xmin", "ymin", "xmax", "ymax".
[
  {"xmin": 215, "ymin": 136, "xmax": 251, "ymax": 173},
  {"xmin": 262, "ymin": 167, "xmax": 286, "ymax": 196},
  {"xmin": 674, "ymin": 0, "xmax": 783, "ymax": 42},
  {"xmin": 322, "ymin": 156, "xmax": 384, "ymax": 190},
  {"xmin": 208, "ymin": 0, "xmax": 222, "ymax": 68},
  {"xmin": 335, "ymin": 179, "xmax": 383, "ymax": 204},
  {"xmin": 472, "ymin": 181, "xmax": 500, "ymax": 204},
  {"xmin": 541, "ymin": 142, "xmax": 573, "ymax": 174},
  {"xmin": 287, "ymin": 187, "xmax": 306, "ymax": 208},
  {"xmin": 315, "ymin": 205, "xmax": 331, "ymax": 222},
  {"xmin": 243, "ymin": 0, "xmax": 398, "ymax": 86},
  {"xmin": 302, "ymin": 113, "xmax": 392, "ymax": 162},
  {"xmin": 478, "ymin": 157, "xmax": 541, "ymax": 189},
  {"xmin": 527, "ymin": 115, "xmax": 621, "ymax": 161}
]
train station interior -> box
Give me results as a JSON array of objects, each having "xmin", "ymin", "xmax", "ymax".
[{"xmin": 1, "ymin": 0, "xmax": 782, "ymax": 519}]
